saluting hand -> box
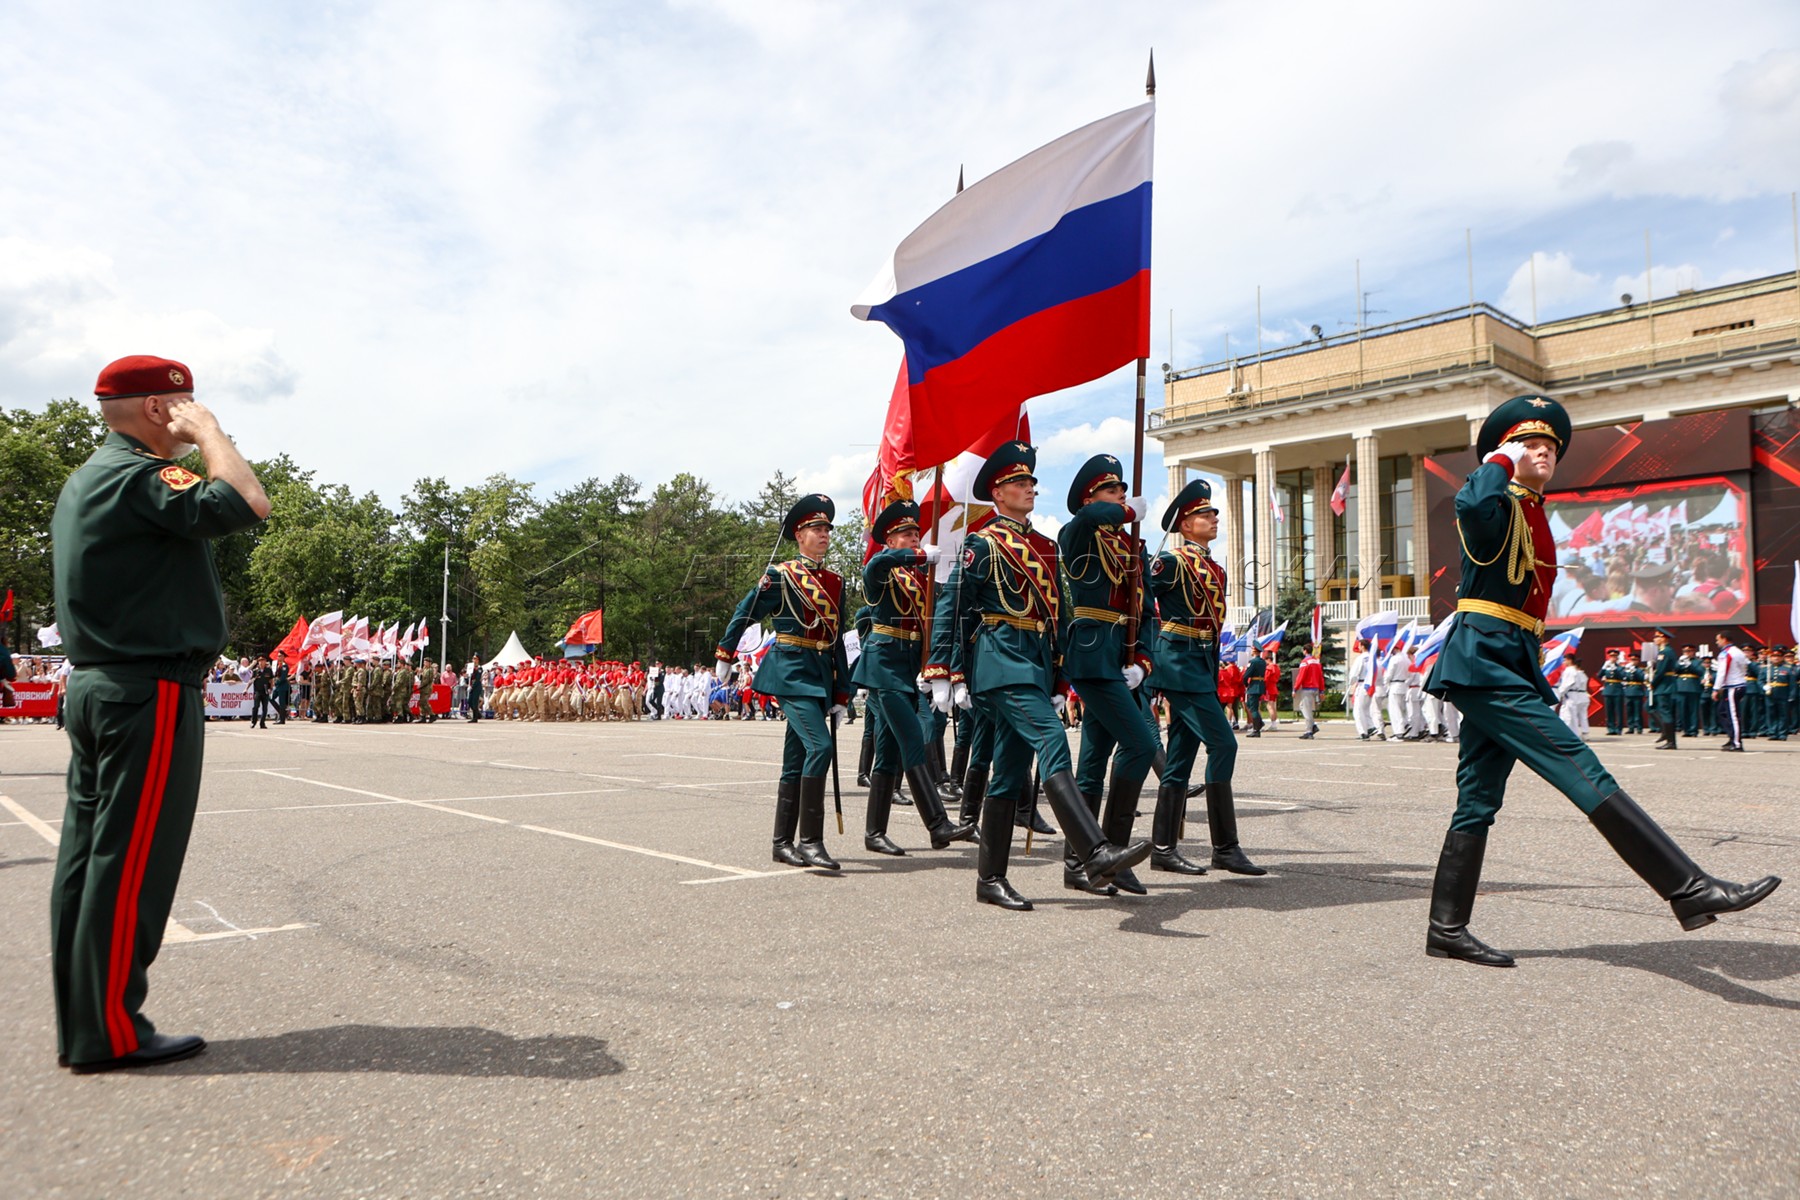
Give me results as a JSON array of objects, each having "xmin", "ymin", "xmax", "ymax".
[{"xmin": 164, "ymin": 398, "xmax": 223, "ymax": 443}]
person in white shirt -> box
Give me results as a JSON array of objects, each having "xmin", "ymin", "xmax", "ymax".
[
  {"xmin": 1556, "ymin": 653, "xmax": 1590, "ymax": 738},
  {"xmin": 1712, "ymin": 631, "xmax": 1750, "ymax": 750},
  {"xmin": 1346, "ymin": 641, "xmax": 1372, "ymax": 737},
  {"xmin": 1384, "ymin": 648, "xmax": 1412, "ymax": 742},
  {"xmin": 1352, "ymin": 641, "xmax": 1384, "ymax": 740}
]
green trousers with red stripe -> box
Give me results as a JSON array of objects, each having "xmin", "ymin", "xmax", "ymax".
[{"xmin": 51, "ymin": 670, "xmax": 206, "ymax": 1065}]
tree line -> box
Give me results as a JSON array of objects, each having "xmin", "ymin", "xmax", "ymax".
[{"xmin": 1, "ymin": 400, "xmax": 871, "ymax": 666}]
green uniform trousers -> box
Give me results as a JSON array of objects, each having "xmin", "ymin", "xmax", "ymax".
[
  {"xmin": 1071, "ymin": 677, "xmax": 1157, "ymax": 798},
  {"xmin": 868, "ymin": 687, "xmax": 927, "ymax": 774},
  {"xmin": 1443, "ymin": 685, "xmax": 1620, "ymax": 834},
  {"xmin": 957, "ymin": 704, "xmax": 994, "ymax": 771},
  {"xmin": 1160, "ymin": 688, "xmax": 1237, "ymax": 789},
  {"xmin": 777, "ymin": 697, "xmax": 833, "ymax": 783},
  {"xmin": 52, "ymin": 671, "xmax": 206, "ymax": 1065},
  {"xmin": 982, "ymin": 685, "xmax": 1073, "ymax": 800}
]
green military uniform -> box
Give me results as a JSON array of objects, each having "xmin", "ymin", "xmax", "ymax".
[
  {"xmin": 1622, "ymin": 660, "xmax": 1645, "ymax": 733},
  {"xmin": 393, "ymin": 662, "xmax": 414, "ymax": 722},
  {"xmin": 311, "ymin": 663, "xmax": 330, "ymax": 722},
  {"xmin": 717, "ymin": 494, "xmax": 853, "ymax": 870},
  {"xmin": 349, "ymin": 661, "xmax": 368, "ymax": 723},
  {"xmin": 851, "ymin": 500, "xmax": 975, "ymax": 856},
  {"xmin": 1673, "ymin": 651, "xmax": 1701, "ymax": 735},
  {"xmin": 1765, "ymin": 651, "xmax": 1791, "ymax": 740},
  {"xmin": 1422, "ymin": 393, "xmax": 1780, "ymax": 968},
  {"xmin": 1599, "ymin": 654, "xmax": 1623, "ymax": 734},
  {"xmin": 853, "ymin": 604, "xmax": 877, "ymax": 786},
  {"xmin": 1648, "ymin": 639, "xmax": 1678, "ymax": 749},
  {"xmin": 50, "ymin": 418, "xmax": 262, "ymax": 1068},
  {"xmin": 1742, "ymin": 657, "xmax": 1764, "ymax": 739}
]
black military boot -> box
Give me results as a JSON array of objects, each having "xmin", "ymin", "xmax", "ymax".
[
  {"xmin": 1589, "ymin": 791, "xmax": 1781, "ymax": 930},
  {"xmin": 976, "ymin": 790, "xmax": 1031, "ymax": 911},
  {"xmin": 959, "ymin": 763, "xmax": 988, "ymax": 828},
  {"xmin": 857, "ymin": 723, "xmax": 875, "ymax": 787},
  {"xmin": 1101, "ymin": 774, "xmax": 1149, "ymax": 895},
  {"xmin": 1205, "ymin": 781, "xmax": 1266, "ymax": 875},
  {"xmin": 772, "ymin": 780, "xmax": 804, "ymax": 867},
  {"xmin": 906, "ymin": 762, "xmax": 977, "ymax": 848},
  {"xmin": 1426, "ymin": 830, "xmax": 1514, "ymax": 967},
  {"xmin": 950, "ymin": 740, "xmax": 970, "ymax": 799},
  {"xmin": 1014, "ymin": 772, "xmax": 1056, "ymax": 834},
  {"xmin": 1042, "ymin": 770, "xmax": 1149, "ymax": 884},
  {"xmin": 864, "ymin": 772, "xmax": 905, "ymax": 856},
  {"xmin": 795, "ymin": 775, "xmax": 840, "ymax": 871},
  {"xmin": 1150, "ymin": 782, "xmax": 1207, "ymax": 874},
  {"xmin": 931, "ymin": 741, "xmax": 960, "ymax": 800},
  {"xmin": 1062, "ymin": 790, "xmax": 1117, "ymax": 896}
]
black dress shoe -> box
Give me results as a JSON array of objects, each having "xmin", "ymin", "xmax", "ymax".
[
  {"xmin": 1211, "ymin": 845, "xmax": 1267, "ymax": 875},
  {"xmin": 1426, "ymin": 927, "xmax": 1516, "ymax": 967},
  {"xmin": 1109, "ymin": 866, "xmax": 1148, "ymax": 895},
  {"xmin": 976, "ymin": 876, "xmax": 1033, "ymax": 911},
  {"xmin": 1063, "ymin": 862, "xmax": 1118, "ymax": 896},
  {"xmin": 1150, "ymin": 846, "xmax": 1207, "ymax": 875},
  {"xmin": 796, "ymin": 841, "xmax": 840, "ymax": 870},
  {"xmin": 928, "ymin": 820, "xmax": 979, "ymax": 849},
  {"xmin": 864, "ymin": 832, "xmax": 906, "ymax": 856},
  {"xmin": 68, "ymin": 1032, "xmax": 206, "ymax": 1074}
]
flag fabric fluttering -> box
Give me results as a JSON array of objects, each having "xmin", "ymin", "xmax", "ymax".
[
  {"xmin": 37, "ymin": 622, "xmax": 61, "ymax": 648},
  {"xmin": 563, "ymin": 609, "xmax": 605, "ymax": 647},
  {"xmin": 1330, "ymin": 463, "xmax": 1351, "ymax": 518},
  {"xmin": 1256, "ymin": 620, "xmax": 1289, "ymax": 652},
  {"xmin": 852, "ymin": 101, "xmax": 1154, "ymax": 468},
  {"xmin": 0, "ymin": 588, "xmax": 12, "ymax": 624},
  {"xmin": 269, "ymin": 616, "xmax": 310, "ymax": 663},
  {"xmin": 1541, "ymin": 627, "xmax": 1585, "ymax": 684},
  {"xmin": 1354, "ymin": 609, "xmax": 1399, "ymax": 647},
  {"xmin": 1309, "ymin": 604, "xmax": 1323, "ymax": 648},
  {"xmin": 1412, "ymin": 616, "xmax": 1455, "ymax": 673}
]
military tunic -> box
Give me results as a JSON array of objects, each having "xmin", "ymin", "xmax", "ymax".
[
  {"xmin": 1147, "ymin": 542, "xmax": 1237, "ymax": 789},
  {"xmin": 853, "ymin": 547, "xmax": 933, "ymax": 774}
]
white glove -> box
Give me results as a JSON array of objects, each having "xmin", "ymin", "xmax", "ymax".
[
  {"xmin": 919, "ymin": 543, "xmax": 943, "ymax": 565},
  {"xmin": 1123, "ymin": 664, "xmax": 1146, "ymax": 690},
  {"xmin": 1123, "ymin": 495, "xmax": 1145, "ymax": 519},
  {"xmin": 930, "ymin": 678, "xmax": 954, "ymax": 713},
  {"xmin": 915, "ymin": 672, "xmax": 930, "ymax": 694},
  {"xmin": 1489, "ymin": 440, "xmax": 1531, "ymax": 471},
  {"xmin": 1052, "ymin": 694, "xmax": 1067, "ymax": 715},
  {"xmin": 952, "ymin": 682, "xmax": 972, "ymax": 710},
  {"xmin": 830, "ymin": 703, "xmax": 848, "ymax": 720}
]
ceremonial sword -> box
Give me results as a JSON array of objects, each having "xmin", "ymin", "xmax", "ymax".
[{"xmin": 828, "ymin": 703, "xmax": 844, "ymax": 834}]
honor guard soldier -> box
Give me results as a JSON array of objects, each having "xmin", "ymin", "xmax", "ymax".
[
  {"xmin": 1673, "ymin": 645, "xmax": 1702, "ymax": 736},
  {"xmin": 853, "ymin": 499, "xmax": 977, "ymax": 855},
  {"xmin": 49, "ymin": 354, "xmax": 271, "ymax": 1072},
  {"xmin": 1768, "ymin": 648, "xmax": 1792, "ymax": 740},
  {"xmin": 1648, "ymin": 630, "xmax": 1679, "ymax": 749},
  {"xmin": 926, "ymin": 442, "xmax": 1150, "ymax": 911},
  {"xmin": 717, "ymin": 495, "xmax": 853, "ymax": 870},
  {"xmin": 1058, "ymin": 454, "xmax": 1159, "ymax": 895},
  {"xmin": 1423, "ymin": 394, "xmax": 1779, "ymax": 967},
  {"xmin": 1598, "ymin": 649, "xmax": 1623, "ymax": 734},
  {"xmin": 853, "ymin": 603, "xmax": 877, "ymax": 787},
  {"xmin": 1148, "ymin": 480, "xmax": 1262, "ymax": 875},
  {"xmin": 1621, "ymin": 653, "xmax": 1646, "ymax": 734}
]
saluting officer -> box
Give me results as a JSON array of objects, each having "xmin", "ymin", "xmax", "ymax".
[
  {"xmin": 1648, "ymin": 630, "xmax": 1679, "ymax": 750},
  {"xmin": 1423, "ymin": 394, "xmax": 1780, "ymax": 967},
  {"xmin": 49, "ymin": 354, "xmax": 271, "ymax": 1072},
  {"xmin": 926, "ymin": 443, "xmax": 1149, "ymax": 911},
  {"xmin": 1058, "ymin": 454, "xmax": 1159, "ymax": 895},
  {"xmin": 1599, "ymin": 649, "xmax": 1623, "ymax": 735},
  {"xmin": 1673, "ymin": 645, "xmax": 1702, "ymax": 736},
  {"xmin": 1621, "ymin": 654, "xmax": 1646, "ymax": 734},
  {"xmin": 717, "ymin": 495, "xmax": 853, "ymax": 871},
  {"xmin": 1148, "ymin": 480, "xmax": 1263, "ymax": 876},
  {"xmin": 854, "ymin": 499, "xmax": 976, "ymax": 855}
]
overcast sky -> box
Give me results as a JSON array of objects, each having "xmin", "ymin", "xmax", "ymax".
[{"xmin": 4, "ymin": 0, "xmax": 1798, "ymax": 533}]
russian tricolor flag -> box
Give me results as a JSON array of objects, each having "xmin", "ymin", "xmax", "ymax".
[
  {"xmin": 1541, "ymin": 627, "xmax": 1585, "ymax": 684},
  {"xmin": 852, "ymin": 102, "xmax": 1154, "ymax": 467}
]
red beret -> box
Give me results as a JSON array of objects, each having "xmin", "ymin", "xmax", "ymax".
[{"xmin": 94, "ymin": 355, "xmax": 194, "ymax": 400}]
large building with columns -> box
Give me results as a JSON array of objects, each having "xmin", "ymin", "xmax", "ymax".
[{"xmin": 1150, "ymin": 271, "xmax": 1800, "ymax": 629}]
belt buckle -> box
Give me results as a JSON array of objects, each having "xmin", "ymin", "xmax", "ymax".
[{"xmin": 1034, "ymin": 619, "xmax": 1045, "ymax": 633}]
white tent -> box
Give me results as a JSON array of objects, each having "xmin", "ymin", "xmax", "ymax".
[{"xmin": 485, "ymin": 630, "xmax": 535, "ymax": 668}]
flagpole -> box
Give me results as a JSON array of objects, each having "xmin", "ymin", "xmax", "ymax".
[{"xmin": 1125, "ymin": 52, "xmax": 1155, "ymax": 666}]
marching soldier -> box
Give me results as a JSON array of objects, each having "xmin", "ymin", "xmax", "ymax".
[
  {"xmin": 1674, "ymin": 645, "xmax": 1702, "ymax": 736},
  {"xmin": 853, "ymin": 499, "xmax": 976, "ymax": 856},
  {"xmin": 716, "ymin": 495, "xmax": 853, "ymax": 871},
  {"xmin": 1058, "ymin": 454, "xmax": 1158, "ymax": 895},
  {"xmin": 1621, "ymin": 653, "xmax": 1645, "ymax": 734},
  {"xmin": 1423, "ymin": 393, "xmax": 1779, "ymax": 967},
  {"xmin": 1148, "ymin": 480, "xmax": 1263, "ymax": 876},
  {"xmin": 1648, "ymin": 630, "xmax": 1679, "ymax": 750},
  {"xmin": 1599, "ymin": 649, "xmax": 1623, "ymax": 735},
  {"xmin": 853, "ymin": 603, "xmax": 877, "ymax": 787},
  {"xmin": 350, "ymin": 658, "xmax": 369, "ymax": 723},
  {"xmin": 926, "ymin": 442, "xmax": 1149, "ymax": 911}
]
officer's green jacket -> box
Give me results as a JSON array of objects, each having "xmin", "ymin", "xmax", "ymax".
[
  {"xmin": 1623, "ymin": 664, "xmax": 1645, "ymax": 693},
  {"xmin": 717, "ymin": 556, "xmax": 851, "ymax": 704},
  {"xmin": 1243, "ymin": 655, "xmax": 1267, "ymax": 697},
  {"xmin": 852, "ymin": 548, "xmax": 930, "ymax": 693},
  {"xmin": 1599, "ymin": 661, "xmax": 1623, "ymax": 695},
  {"xmin": 1056, "ymin": 500, "xmax": 1154, "ymax": 682},
  {"xmin": 1424, "ymin": 458, "xmax": 1559, "ymax": 706},
  {"xmin": 1674, "ymin": 655, "xmax": 1702, "ymax": 695},
  {"xmin": 1148, "ymin": 543, "xmax": 1227, "ymax": 694},
  {"xmin": 1648, "ymin": 646, "xmax": 1676, "ymax": 694},
  {"xmin": 926, "ymin": 514, "xmax": 1066, "ymax": 696},
  {"xmin": 50, "ymin": 432, "xmax": 261, "ymax": 685}
]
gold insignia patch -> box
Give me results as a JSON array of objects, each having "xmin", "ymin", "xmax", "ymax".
[
  {"xmin": 159, "ymin": 464, "xmax": 202, "ymax": 491},
  {"xmin": 169, "ymin": 368, "xmax": 186, "ymax": 386}
]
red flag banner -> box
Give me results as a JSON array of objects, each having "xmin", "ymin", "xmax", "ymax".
[
  {"xmin": 1330, "ymin": 464, "xmax": 1351, "ymax": 517},
  {"xmin": 0, "ymin": 588, "xmax": 13, "ymax": 624},
  {"xmin": 270, "ymin": 615, "xmax": 310, "ymax": 662},
  {"xmin": 564, "ymin": 609, "xmax": 605, "ymax": 646}
]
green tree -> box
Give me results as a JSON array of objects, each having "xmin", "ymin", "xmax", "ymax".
[{"xmin": 0, "ymin": 400, "xmax": 105, "ymax": 646}]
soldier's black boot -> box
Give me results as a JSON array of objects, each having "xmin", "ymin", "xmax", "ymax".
[
  {"xmin": 1062, "ymin": 790, "xmax": 1118, "ymax": 896},
  {"xmin": 1101, "ymin": 774, "xmax": 1149, "ymax": 895},
  {"xmin": 975, "ymin": 789, "xmax": 1031, "ymax": 911},
  {"xmin": 1042, "ymin": 770, "xmax": 1149, "ymax": 885},
  {"xmin": 1653, "ymin": 715, "xmax": 1677, "ymax": 750},
  {"xmin": 958, "ymin": 763, "xmax": 988, "ymax": 827},
  {"xmin": 795, "ymin": 775, "xmax": 840, "ymax": 871},
  {"xmin": 1151, "ymin": 747, "xmax": 1205, "ymax": 801},
  {"xmin": 1014, "ymin": 772, "xmax": 1056, "ymax": 835},
  {"xmin": 1426, "ymin": 830, "xmax": 1514, "ymax": 967},
  {"xmin": 1589, "ymin": 791, "xmax": 1781, "ymax": 930},
  {"xmin": 856, "ymin": 724, "xmax": 875, "ymax": 787},
  {"xmin": 950, "ymin": 741, "xmax": 970, "ymax": 800},
  {"xmin": 931, "ymin": 741, "xmax": 960, "ymax": 800},
  {"xmin": 1150, "ymin": 782, "xmax": 1207, "ymax": 875},
  {"xmin": 863, "ymin": 772, "xmax": 905, "ymax": 856},
  {"xmin": 772, "ymin": 780, "xmax": 805, "ymax": 867},
  {"xmin": 906, "ymin": 762, "xmax": 977, "ymax": 848},
  {"xmin": 1205, "ymin": 781, "xmax": 1266, "ymax": 875}
]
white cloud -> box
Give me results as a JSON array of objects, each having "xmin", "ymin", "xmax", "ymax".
[
  {"xmin": 1611, "ymin": 262, "xmax": 1758, "ymax": 303},
  {"xmin": 1498, "ymin": 251, "xmax": 1601, "ymax": 322},
  {"xmin": 1035, "ymin": 416, "xmax": 1136, "ymax": 466},
  {"xmin": 793, "ymin": 450, "xmax": 875, "ymax": 510}
]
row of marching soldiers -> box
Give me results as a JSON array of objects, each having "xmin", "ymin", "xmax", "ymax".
[
  {"xmin": 484, "ymin": 659, "xmax": 647, "ymax": 722},
  {"xmin": 717, "ymin": 445, "xmax": 1260, "ymax": 911},
  {"xmin": 310, "ymin": 659, "xmax": 440, "ymax": 723}
]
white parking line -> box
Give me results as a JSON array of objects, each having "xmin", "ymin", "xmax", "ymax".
[
  {"xmin": 624, "ymin": 753, "xmax": 785, "ymax": 765},
  {"xmin": 0, "ymin": 794, "xmax": 58, "ymax": 845}
]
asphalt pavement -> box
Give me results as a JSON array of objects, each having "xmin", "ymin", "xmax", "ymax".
[{"xmin": 2, "ymin": 712, "xmax": 1796, "ymax": 1198}]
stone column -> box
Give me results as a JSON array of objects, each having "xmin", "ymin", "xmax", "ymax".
[
  {"xmin": 1311, "ymin": 462, "xmax": 1334, "ymax": 600},
  {"xmin": 1223, "ymin": 473, "xmax": 1245, "ymax": 608},
  {"xmin": 1410, "ymin": 455, "xmax": 1430, "ymax": 597},
  {"xmin": 1166, "ymin": 463, "xmax": 1187, "ymax": 547},
  {"xmin": 1355, "ymin": 432, "xmax": 1382, "ymax": 617},
  {"xmin": 1253, "ymin": 446, "xmax": 1277, "ymax": 610}
]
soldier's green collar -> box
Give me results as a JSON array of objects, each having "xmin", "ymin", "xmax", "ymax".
[
  {"xmin": 1506, "ymin": 481, "xmax": 1545, "ymax": 502},
  {"xmin": 793, "ymin": 553, "xmax": 826, "ymax": 569},
  {"xmin": 990, "ymin": 514, "xmax": 1032, "ymax": 535}
]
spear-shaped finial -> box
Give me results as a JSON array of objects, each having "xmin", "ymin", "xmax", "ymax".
[
  {"xmin": 1146, "ymin": 49, "xmax": 1156, "ymax": 97},
  {"xmin": 957, "ymin": 165, "xmax": 965, "ymax": 194}
]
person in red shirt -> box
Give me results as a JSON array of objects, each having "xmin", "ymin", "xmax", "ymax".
[
  {"xmin": 1294, "ymin": 648, "xmax": 1326, "ymax": 738},
  {"xmin": 1261, "ymin": 650, "xmax": 1283, "ymax": 729},
  {"xmin": 1218, "ymin": 658, "xmax": 1244, "ymax": 729}
]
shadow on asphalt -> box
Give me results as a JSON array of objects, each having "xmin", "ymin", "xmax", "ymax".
[
  {"xmin": 168, "ymin": 1025, "xmax": 626, "ymax": 1078},
  {"xmin": 0, "ymin": 856, "xmax": 56, "ymax": 869},
  {"xmin": 1513, "ymin": 940, "xmax": 1800, "ymax": 1010}
]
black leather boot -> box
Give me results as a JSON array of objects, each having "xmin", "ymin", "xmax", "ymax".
[
  {"xmin": 795, "ymin": 775, "xmax": 840, "ymax": 871},
  {"xmin": 959, "ymin": 763, "xmax": 988, "ymax": 827},
  {"xmin": 772, "ymin": 780, "xmax": 804, "ymax": 867},
  {"xmin": 976, "ymin": 790, "xmax": 1031, "ymax": 911},
  {"xmin": 1014, "ymin": 771, "xmax": 1056, "ymax": 834},
  {"xmin": 906, "ymin": 763, "xmax": 977, "ymax": 848},
  {"xmin": 1425, "ymin": 830, "xmax": 1514, "ymax": 967},
  {"xmin": 1205, "ymin": 781, "xmax": 1266, "ymax": 875},
  {"xmin": 864, "ymin": 772, "xmax": 905, "ymax": 856},
  {"xmin": 1589, "ymin": 791, "xmax": 1781, "ymax": 930},
  {"xmin": 1063, "ymin": 790, "xmax": 1117, "ymax": 896},
  {"xmin": 1043, "ymin": 770, "xmax": 1149, "ymax": 884},
  {"xmin": 857, "ymin": 724, "xmax": 875, "ymax": 786},
  {"xmin": 1101, "ymin": 774, "xmax": 1149, "ymax": 894},
  {"xmin": 1150, "ymin": 782, "xmax": 1207, "ymax": 874},
  {"xmin": 950, "ymin": 740, "xmax": 970, "ymax": 798},
  {"xmin": 931, "ymin": 740, "xmax": 960, "ymax": 800}
]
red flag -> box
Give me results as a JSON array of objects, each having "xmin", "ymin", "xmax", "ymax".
[
  {"xmin": 0, "ymin": 588, "xmax": 12, "ymax": 624},
  {"xmin": 1329, "ymin": 463, "xmax": 1351, "ymax": 517},
  {"xmin": 564, "ymin": 609, "xmax": 605, "ymax": 646},
  {"xmin": 1569, "ymin": 509, "xmax": 1605, "ymax": 549},
  {"xmin": 269, "ymin": 615, "xmax": 310, "ymax": 662}
]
